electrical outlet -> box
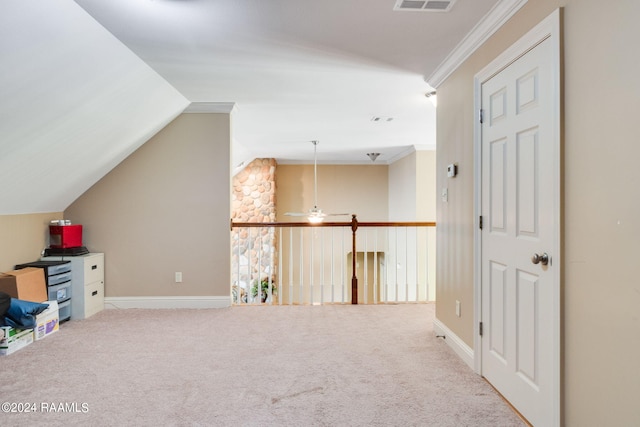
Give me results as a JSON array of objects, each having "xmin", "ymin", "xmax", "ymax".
[
  {"xmin": 456, "ymin": 300, "xmax": 461, "ymax": 317},
  {"xmin": 175, "ymin": 272, "xmax": 183, "ymax": 283}
]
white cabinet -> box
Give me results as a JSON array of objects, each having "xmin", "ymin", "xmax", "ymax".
[{"xmin": 42, "ymin": 253, "xmax": 104, "ymax": 319}]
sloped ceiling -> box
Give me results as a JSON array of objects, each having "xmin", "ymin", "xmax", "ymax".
[
  {"xmin": 0, "ymin": 0, "xmax": 524, "ymax": 215},
  {"xmin": 0, "ymin": 0, "xmax": 189, "ymax": 214}
]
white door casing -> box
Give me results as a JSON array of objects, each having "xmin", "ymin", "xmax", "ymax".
[{"xmin": 474, "ymin": 9, "xmax": 561, "ymax": 427}]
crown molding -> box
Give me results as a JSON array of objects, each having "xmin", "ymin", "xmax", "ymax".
[
  {"xmin": 413, "ymin": 144, "xmax": 436, "ymax": 152},
  {"xmin": 386, "ymin": 145, "xmax": 418, "ymax": 164},
  {"xmin": 426, "ymin": 0, "xmax": 528, "ymax": 88},
  {"xmin": 184, "ymin": 102, "xmax": 236, "ymax": 113}
]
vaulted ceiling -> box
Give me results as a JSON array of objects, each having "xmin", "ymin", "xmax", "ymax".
[{"xmin": 0, "ymin": 0, "xmax": 525, "ymax": 214}]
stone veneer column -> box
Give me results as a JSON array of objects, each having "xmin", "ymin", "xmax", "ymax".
[{"xmin": 231, "ymin": 158, "xmax": 277, "ymax": 303}]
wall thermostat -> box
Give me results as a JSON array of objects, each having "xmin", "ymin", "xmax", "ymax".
[{"xmin": 447, "ymin": 164, "xmax": 457, "ymax": 178}]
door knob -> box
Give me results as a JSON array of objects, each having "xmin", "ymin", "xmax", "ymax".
[{"xmin": 531, "ymin": 252, "xmax": 549, "ymax": 266}]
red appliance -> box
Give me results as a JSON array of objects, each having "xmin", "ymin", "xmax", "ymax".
[{"xmin": 49, "ymin": 224, "xmax": 83, "ymax": 248}]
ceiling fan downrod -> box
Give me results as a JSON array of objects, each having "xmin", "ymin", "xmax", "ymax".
[{"xmin": 312, "ymin": 140, "xmax": 319, "ymax": 210}]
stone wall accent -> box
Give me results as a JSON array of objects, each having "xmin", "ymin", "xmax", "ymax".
[{"xmin": 231, "ymin": 158, "xmax": 277, "ymax": 303}]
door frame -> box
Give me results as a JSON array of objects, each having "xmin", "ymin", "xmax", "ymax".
[{"xmin": 473, "ymin": 8, "xmax": 562, "ymax": 425}]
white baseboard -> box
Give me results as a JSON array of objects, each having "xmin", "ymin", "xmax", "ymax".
[
  {"xmin": 104, "ymin": 296, "xmax": 231, "ymax": 310},
  {"xmin": 433, "ymin": 317, "xmax": 475, "ymax": 370}
]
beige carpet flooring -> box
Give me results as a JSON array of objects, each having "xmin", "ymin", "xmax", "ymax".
[{"xmin": 0, "ymin": 303, "xmax": 525, "ymax": 426}]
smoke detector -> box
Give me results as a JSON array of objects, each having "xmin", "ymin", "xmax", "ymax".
[{"xmin": 393, "ymin": 0, "xmax": 457, "ymax": 12}]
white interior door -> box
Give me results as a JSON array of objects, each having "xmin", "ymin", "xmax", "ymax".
[{"xmin": 479, "ymin": 26, "xmax": 560, "ymax": 427}]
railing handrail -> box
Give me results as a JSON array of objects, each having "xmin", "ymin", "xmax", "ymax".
[
  {"xmin": 356, "ymin": 221, "xmax": 436, "ymax": 228},
  {"xmin": 231, "ymin": 218, "xmax": 436, "ymax": 230}
]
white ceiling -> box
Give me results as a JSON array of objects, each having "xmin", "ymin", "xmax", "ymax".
[
  {"xmin": 74, "ymin": 0, "xmax": 501, "ymax": 167},
  {"xmin": 0, "ymin": 0, "xmax": 525, "ymax": 214},
  {"xmin": 0, "ymin": 0, "xmax": 189, "ymax": 214}
]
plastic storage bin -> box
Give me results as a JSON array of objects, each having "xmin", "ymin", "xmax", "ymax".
[
  {"xmin": 48, "ymin": 281, "xmax": 71, "ymax": 304},
  {"xmin": 58, "ymin": 299, "xmax": 71, "ymax": 322}
]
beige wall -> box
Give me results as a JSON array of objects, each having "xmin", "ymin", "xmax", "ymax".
[
  {"xmin": 65, "ymin": 113, "xmax": 231, "ymax": 298},
  {"xmin": 415, "ymin": 150, "xmax": 436, "ymax": 221},
  {"xmin": 388, "ymin": 151, "xmax": 437, "ymax": 222},
  {"xmin": 436, "ymin": 0, "xmax": 640, "ymax": 425},
  {"xmin": 276, "ymin": 164, "xmax": 388, "ymax": 222},
  {"xmin": 0, "ymin": 212, "xmax": 63, "ymax": 272},
  {"xmin": 389, "ymin": 150, "xmax": 436, "ymax": 222},
  {"xmin": 389, "ymin": 153, "xmax": 416, "ymax": 221}
]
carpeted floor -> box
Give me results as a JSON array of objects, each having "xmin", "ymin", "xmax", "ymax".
[{"xmin": 0, "ymin": 303, "xmax": 525, "ymax": 426}]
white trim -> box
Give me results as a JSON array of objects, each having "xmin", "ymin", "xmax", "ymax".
[
  {"xmin": 386, "ymin": 144, "xmax": 436, "ymax": 164},
  {"xmin": 104, "ymin": 296, "xmax": 231, "ymax": 309},
  {"xmin": 413, "ymin": 144, "xmax": 435, "ymax": 152},
  {"xmin": 276, "ymin": 144, "xmax": 435, "ymax": 166},
  {"xmin": 433, "ymin": 318, "xmax": 474, "ymax": 369},
  {"xmin": 426, "ymin": 0, "xmax": 528, "ymax": 88},
  {"xmin": 475, "ymin": 12, "xmax": 557, "ymax": 82},
  {"xmin": 184, "ymin": 102, "xmax": 236, "ymax": 114},
  {"xmin": 275, "ymin": 158, "xmax": 393, "ymax": 166},
  {"xmin": 473, "ymin": 9, "xmax": 562, "ymax": 427},
  {"xmin": 473, "ymin": 81, "xmax": 483, "ymax": 376},
  {"xmin": 386, "ymin": 145, "xmax": 418, "ymax": 164}
]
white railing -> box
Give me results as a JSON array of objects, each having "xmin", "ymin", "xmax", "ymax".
[{"xmin": 231, "ymin": 216, "xmax": 436, "ymax": 305}]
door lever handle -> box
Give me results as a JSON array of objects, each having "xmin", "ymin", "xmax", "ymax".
[{"xmin": 531, "ymin": 252, "xmax": 549, "ymax": 266}]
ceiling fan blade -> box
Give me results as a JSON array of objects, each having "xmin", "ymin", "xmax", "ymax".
[
  {"xmin": 283, "ymin": 208, "xmax": 349, "ymax": 222},
  {"xmin": 309, "ymin": 210, "xmax": 350, "ymax": 218}
]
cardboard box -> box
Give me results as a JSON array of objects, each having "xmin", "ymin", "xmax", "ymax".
[
  {"xmin": 0, "ymin": 326, "xmax": 34, "ymax": 356},
  {"xmin": 34, "ymin": 300, "xmax": 59, "ymax": 340},
  {"xmin": 0, "ymin": 267, "xmax": 48, "ymax": 302}
]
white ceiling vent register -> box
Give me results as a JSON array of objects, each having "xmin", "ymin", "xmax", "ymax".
[{"xmin": 393, "ymin": 0, "xmax": 457, "ymax": 12}]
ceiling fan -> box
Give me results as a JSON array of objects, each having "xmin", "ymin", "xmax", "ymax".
[{"xmin": 284, "ymin": 140, "xmax": 350, "ymax": 223}]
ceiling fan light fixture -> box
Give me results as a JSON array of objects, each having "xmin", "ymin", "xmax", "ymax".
[
  {"xmin": 308, "ymin": 215, "xmax": 324, "ymax": 224},
  {"xmin": 308, "ymin": 207, "xmax": 324, "ymax": 223},
  {"xmin": 367, "ymin": 152, "xmax": 381, "ymax": 162}
]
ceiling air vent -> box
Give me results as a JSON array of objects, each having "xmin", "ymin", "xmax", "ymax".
[{"xmin": 393, "ymin": 0, "xmax": 457, "ymax": 12}]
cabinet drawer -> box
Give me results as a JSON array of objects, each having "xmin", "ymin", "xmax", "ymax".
[
  {"xmin": 48, "ymin": 271, "xmax": 72, "ymax": 286},
  {"xmin": 84, "ymin": 280, "xmax": 104, "ymax": 318},
  {"xmin": 58, "ymin": 299, "xmax": 71, "ymax": 322},
  {"xmin": 48, "ymin": 281, "xmax": 71, "ymax": 303},
  {"xmin": 47, "ymin": 262, "xmax": 72, "ymax": 276},
  {"xmin": 84, "ymin": 255, "xmax": 104, "ymax": 284}
]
